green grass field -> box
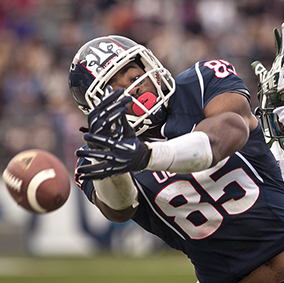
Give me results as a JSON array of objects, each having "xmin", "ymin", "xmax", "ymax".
[{"xmin": 0, "ymin": 251, "xmax": 197, "ymax": 283}]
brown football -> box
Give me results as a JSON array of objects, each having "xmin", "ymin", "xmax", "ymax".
[{"xmin": 2, "ymin": 149, "xmax": 70, "ymax": 213}]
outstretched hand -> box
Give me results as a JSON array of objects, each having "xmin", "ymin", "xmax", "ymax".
[
  {"xmin": 76, "ymin": 87, "xmax": 152, "ymax": 180},
  {"xmin": 252, "ymin": 23, "xmax": 284, "ymax": 106},
  {"xmin": 87, "ymin": 87, "xmax": 130, "ymax": 142}
]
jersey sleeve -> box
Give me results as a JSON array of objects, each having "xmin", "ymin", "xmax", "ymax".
[
  {"xmin": 164, "ymin": 59, "xmax": 251, "ymax": 139},
  {"xmin": 74, "ymin": 145, "xmax": 96, "ymax": 204},
  {"xmin": 199, "ymin": 59, "xmax": 251, "ymax": 107}
]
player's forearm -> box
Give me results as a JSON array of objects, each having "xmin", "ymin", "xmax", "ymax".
[
  {"xmin": 195, "ymin": 112, "xmax": 250, "ymax": 166},
  {"xmin": 93, "ymin": 173, "xmax": 139, "ymax": 222},
  {"xmin": 95, "ymin": 197, "xmax": 138, "ymax": 223},
  {"xmin": 146, "ymin": 113, "xmax": 249, "ymax": 173}
]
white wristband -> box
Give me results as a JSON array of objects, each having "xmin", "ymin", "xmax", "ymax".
[
  {"xmin": 93, "ymin": 173, "xmax": 138, "ymax": 210},
  {"xmin": 273, "ymin": 106, "xmax": 284, "ymax": 124},
  {"xmin": 147, "ymin": 131, "xmax": 213, "ymax": 173}
]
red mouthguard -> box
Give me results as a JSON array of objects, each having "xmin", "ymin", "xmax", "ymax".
[{"xmin": 132, "ymin": 92, "xmax": 157, "ymax": 116}]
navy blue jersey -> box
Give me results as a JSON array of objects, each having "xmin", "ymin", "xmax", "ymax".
[
  {"xmin": 75, "ymin": 60, "xmax": 284, "ymax": 283},
  {"xmin": 132, "ymin": 125, "xmax": 284, "ymax": 282},
  {"xmin": 163, "ymin": 60, "xmax": 250, "ymax": 138}
]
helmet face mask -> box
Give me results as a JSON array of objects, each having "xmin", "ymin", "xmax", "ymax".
[
  {"xmin": 69, "ymin": 35, "xmax": 176, "ymax": 136},
  {"xmin": 255, "ymin": 89, "xmax": 284, "ymax": 140},
  {"xmin": 255, "ymin": 107, "xmax": 283, "ymax": 138}
]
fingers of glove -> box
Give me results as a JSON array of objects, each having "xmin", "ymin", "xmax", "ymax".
[
  {"xmin": 103, "ymin": 101, "xmax": 130, "ymax": 126},
  {"xmin": 89, "ymin": 98, "xmax": 132, "ymax": 134},
  {"xmin": 93, "ymin": 96, "xmax": 131, "ymax": 122},
  {"xmin": 104, "ymin": 96, "xmax": 132, "ymax": 114},
  {"xmin": 251, "ymin": 61, "xmax": 267, "ymax": 81},
  {"xmin": 90, "ymin": 105, "xmax": 128, "ymax": 136},
  {"xmin": 98, "ymin": 87, "xmax": 125, "ymax": 111},
  {"xmin": 88, "ymin": 96, "xmax": 125, "ymax": 127},
  {"xmin": 77, "ymin": 162, "xmax": 106, "ymax": 175},
  {"xmin": 78, "ymin": 162, "xmax": 128, "ymax": 174},
  {"xmin": 87, "ymin": 87, "xmax": 125, "ymax": 124},
  {"xmin": 281, "ymin": 23, "xmax": 284, "ymax": 55},
  {"xmin": 274, "ymin": 23, "xmax": 284, "ymax": 56},
  {"xmin": 76, "ymin": 148, "xmax": 112, "ymax": 161},
  {"xmin": 95, "ymin": 96, "xmax": 132, "ymax": 128},
  {"xmin": 79, "ymin": 173, "xmax": 107, "ymax": 181},
  {"xmin": 99, "ymin": 106, "xmax": 131, "ymax": 138},
  {"xmin": 83, "ymin": 133, "xmax": 117, "ymax": 150},
  {"xmin": 274, "ymin": 27, "xmax": 282, "ymax": 56},
  {"xmin": 83, "ymin": 133, "xmax": 138, "ymax": 154},
  {"xmin": 78, "ymin": 162, "xmax": 129, "ymax": 180},
  {"xmin": 77, "ymin": 162, "xmax": 111, "ymax": 175},
  {"xmin": 76, "ymin": 150, "xmax": 132, "ymax": 171},
  {"xmin": 77, "ymin": 168, "xmax": 112, "ymax": 181},
  {"xmin": 100, "ymin": 102, "xmax": 134, "ymax": 139},
  {"xmin": 120, "ymin": 114, "xmax": 136, "ymax": 138}
]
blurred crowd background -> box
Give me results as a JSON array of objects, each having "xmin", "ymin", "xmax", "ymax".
[
  {"xmin": 0, "ymin": 0, "xmax": 284, "ymax": 172},
  {"xmin": 0, "ymin": 0, "xmax": 284, "ymax": 256}
]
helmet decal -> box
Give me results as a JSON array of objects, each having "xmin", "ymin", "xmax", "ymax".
[{"xmin": 76, "ymin": 41, "xmax": 126, "ymax": 78}]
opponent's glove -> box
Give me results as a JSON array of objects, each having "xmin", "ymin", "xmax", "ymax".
[
  {"xmin": 76, "ymin": 100, "xmax": 152, "ymax": 180},
  {"xmin": 251, "ymin": 23, "xmax": 284, "ymax": 106}
]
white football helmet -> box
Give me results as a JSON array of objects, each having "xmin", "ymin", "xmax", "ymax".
[{"xmin": 69, "ymin": 35, "xmax": 176, "ymax": 136}]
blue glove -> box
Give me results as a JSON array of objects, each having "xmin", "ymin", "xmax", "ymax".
[
  {"xmin": 87, "ymin": 87, "xmax": 131, "ymax": 143},
  {"xmin": 76, "ymin": 107, "xmax": 152, "ymax": 180}
]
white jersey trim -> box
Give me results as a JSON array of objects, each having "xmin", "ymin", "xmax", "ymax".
[
  {"xmin": 195, "ymin": 62, "xmax": 205, "ymax": 109},
  {"xmin": 235, "ymin": 151, "xmax": 264, "ymax": 183}
]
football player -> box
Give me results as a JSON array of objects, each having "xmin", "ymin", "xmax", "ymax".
[
  {"xmin": 69, "ymin": 28, "xmax": 284, "ymax": 282},
  {"xmin": 253, "ymin": 23, "xmax": 284, "ymax": 181}
]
